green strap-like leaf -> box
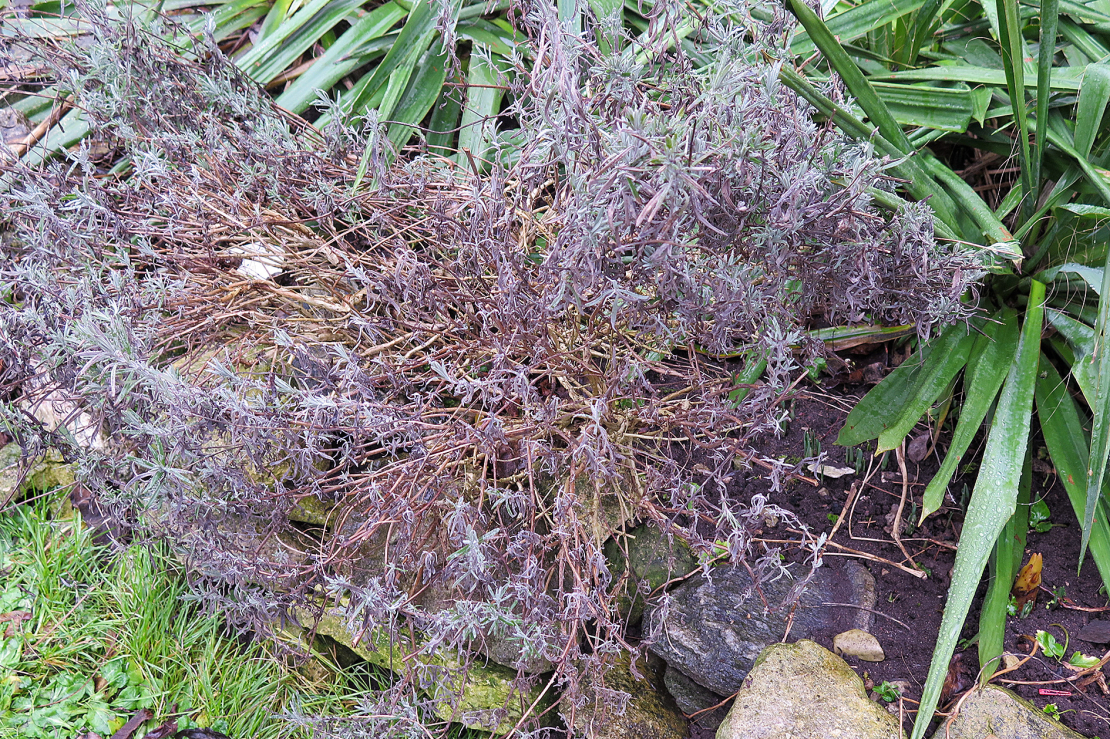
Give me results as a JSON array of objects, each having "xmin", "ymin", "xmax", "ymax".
[
  {"xmin": 1032, "ymin": 0, "xmax": 1059, "ymax": 217},
  {"xmin": 274, "ymin": 2, "xmax": 407, "ymax": 114},
  {"xmin": 875, "ymin": 329, "xmax": 975, "ymax": 453},
  {"xmin": 837, "ymin": 323, "xmax": 968, "ymax": 447},
  {"xmin": 785, "ymin": 0, "xmax": 914, "ymax": 155},
  {"xmin": 871, "ymin": 82, "xmax": 974, "ymax": 131},
  {"xmin": 387, "ymin": 42, "xmax": 451, "ymax": 152},
  {"xmin": 455, "ymin": 46, "xmax": 506, "ymax": 168},
  {"xmin": 1046, "ymin": 307, "xmax": 1099, "ymax": 405},
  {"xmin": 1080, "ymin": 240, "xmax": 1110, "ymax": 566},
  {"xmin": 868, "ymin": 66, "xmax": 1084, "ymax": 91},
  {"xmin": 921, "ymin": 308, "xmax": 1020, "ymax": 521},
  {"xmin": 791, "ymin": 0, "xmax": 929, "ymax": 59},
  {"xmin": 978, "ymin": 448, "xmax": 1030, "ymax": 681},
  {"xmin": 995, "ymin": 0, "xmax": 1034, "ymax": 223},
  {"xmin": 912, "ymin": 281, "xmax": 1044, "ymax": 739},
  {"xmin": 1037, "ymin": 358, "xmax": 1110, "ymax": 592},
  {"xmin": 1076, "ymin": 64, "xmax": 1110, "ymax": 160}
]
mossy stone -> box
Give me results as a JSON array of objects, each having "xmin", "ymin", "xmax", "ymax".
[
  {"xmin": 294, "ymin": 605, "xmax": 551, "ymax": 734},
  {"xmin": 945, "ymin": 685, "xmax": 1086, "ymax": 739},
  {"xmin": 715, "ymin": 639, "xmax": 904, "ymax": 739},
  {"xmin": 605, "ymin": 522, "xmax": 697, "ymax": 624}
]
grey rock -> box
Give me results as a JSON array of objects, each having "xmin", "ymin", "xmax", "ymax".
[
  {"xmin": 647, "ymin": 560, "xmax": 875, "ymax": 696},
  {"xmin": 1077, "ymin": 619, "xmax": 1110, "ymax": 644},
  {"xmin": 571, "ymin": 651, "xmax": 688, "ymax": 739},
  {"xmin": 1, "ymin": 443, "xmax": 77, "ymax": 507},
  {"xmin": 715, "ymin": 640, "xmax": 904, "ymax": 739},
  {"xmin": 944, "ymin": 685, "xmax": 1085, "ymax": 739},
  {"xmin": 664, "ymin": 666, "xmax": 728, "ymax": 731},
  {"xmin": 664, "ymin": 665, "xmax": 723, "ymax": 715}
]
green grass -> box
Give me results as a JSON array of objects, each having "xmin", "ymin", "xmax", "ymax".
[{"xmin": 0, "ymin": 494, "xmax": 353, "ymax": 739}]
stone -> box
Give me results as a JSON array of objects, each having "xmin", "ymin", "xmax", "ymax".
[
  {"xmin": 664, "ymin": 665, "xmax": 723, "ymax": 715},
  {"xmin": 833, "ymin": 629, "xmax": 885, "ymax": 662},
  {"xmin": 944, "ymin": 685, "xmax": 1086, "ymax": 739},
  {"xmin": 665, "ymin": 666, "xmax": 728, "ymax": 731},
  {"xmin": 715, "ymin": 640, "xmax": 904, "ymax": 739},
  {"xmin": 605, "ymin": 523, "xmax": 698, "ymax": 625},
  {"xmin": 1, "ymin": 443, "xmax": 77, "ymax": 507},
  {"xmin": 292, "ymin": 604, "xmax": 552, "ymax": 735},
  {"xmin": 1077, "ymin": 619, "xmax": 1110, "ymax": 644},
  {"xmin": 570, "ymin": 651, "xmax": 688, "ymax": 739},
  {"xmin": 646, "ymin": 560, "xmax": 876, "ymax": 697}
]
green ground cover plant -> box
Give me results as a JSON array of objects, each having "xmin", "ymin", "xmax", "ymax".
[
  {"xmin": 782, "ymin": 0, "xmax": 1110, "ymax": 735},
  {"xmin": 0, "ymin": 491, "xmax": 365, "ymax": 739}
]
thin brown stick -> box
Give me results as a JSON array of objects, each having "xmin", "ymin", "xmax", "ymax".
[{"xmin": 893, "ymin": 444, "xmax": 921, "ymax": 571}]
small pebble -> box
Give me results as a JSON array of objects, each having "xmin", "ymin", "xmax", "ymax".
[
  {"xmin": 833, "ymin": 628, "xmax": 885, "ymax": 662},
  {"xmin": 1078, "ymin": 619, "xmax": 1110, "ymax": 644}
]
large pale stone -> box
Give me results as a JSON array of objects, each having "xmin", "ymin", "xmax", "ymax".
[
  {"xmin": 944, "ymin": 685, "xmax": 1086, "ymax": 739},
  {"xmin": 715, "ymin": 640, "xmax": 904, "ymax": 739}
]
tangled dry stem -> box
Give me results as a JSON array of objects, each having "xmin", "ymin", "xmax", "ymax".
[{"xmin": 0, "ymin": 2, "xmax": 981, "ymax": 734}]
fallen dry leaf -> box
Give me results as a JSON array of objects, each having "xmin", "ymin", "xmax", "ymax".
[{"xmin": 1011, "ymin": 553, "xmax": 1043, "ymax": 614}]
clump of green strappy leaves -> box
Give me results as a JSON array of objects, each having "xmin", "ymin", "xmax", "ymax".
[{"xmin": 781, "ymin": 0, "xmax": 1110, "ymax": 735}]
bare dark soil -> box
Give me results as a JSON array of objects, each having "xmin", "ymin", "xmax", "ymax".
[{"xmin": 723, "ymin": 379, "xmax": 1110, "ymax": 739}]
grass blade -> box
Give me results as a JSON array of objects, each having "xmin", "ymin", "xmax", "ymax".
[
  {"xmin": 911, "ymin": 280, "xmax": 1045, "ymax": 739},
  {"xmin": 921, "ymin": 308, "xmax": 1020, "ymax": 521}
]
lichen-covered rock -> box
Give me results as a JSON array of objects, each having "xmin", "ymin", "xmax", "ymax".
[
  {"xmin": 1, "ymin": 443, "xmax": 76, "ymax": 506},
  {"xmin": 605, "ymin": 522, "xmax": 697, "ymax": 624},
  {"xmin": 944, "ymin": 685, "xmax": 1086, "ymax": 739},
  {"xmin": 571, "ymin": 651, "xmax": 688, "ymax": 739},
  {"xmin": 647, "ymin": 560, "xmax": 875, "ymax": 696},
  {"xmin": 715, "ymin": 640, "xmax": 904, "ymax": 739},
  {"xmin": 293, "ymin": 605, "xmax": 551, "ymax": 735}
]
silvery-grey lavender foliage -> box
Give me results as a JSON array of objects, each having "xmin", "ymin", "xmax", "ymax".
[{"xmin": 0, "ymin": 1, "xmax": 979, "ymax": 734}]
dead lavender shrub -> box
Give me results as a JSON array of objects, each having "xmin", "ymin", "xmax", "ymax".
[{"xmin": 0, "ymin": 1, "xmax": 979, "ymax": 734}]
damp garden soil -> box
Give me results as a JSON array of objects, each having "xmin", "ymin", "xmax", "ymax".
[{"xmin": 712, "ymin": 360, "xmax": 1110, "ymax": 739}]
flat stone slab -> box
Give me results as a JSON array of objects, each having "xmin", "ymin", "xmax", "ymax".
[
  {"xmin": 944, "ymin": 685, "xmax": 1087, "ymax": 739},
  {"xmin": 715, "ymin": 640, "xmax": 904, "ymax": 739}
]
